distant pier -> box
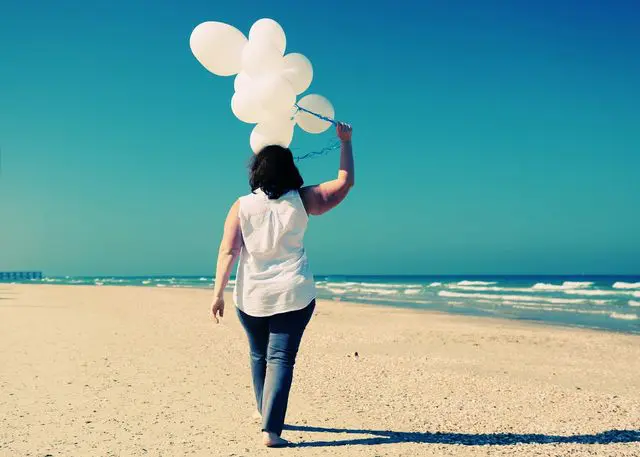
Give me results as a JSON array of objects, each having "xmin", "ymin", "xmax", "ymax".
[{"xmin": 0, "ymin": 271, "xmax": 43, "ymax": 281}]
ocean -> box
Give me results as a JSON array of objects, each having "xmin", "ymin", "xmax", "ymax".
[{"xmin": 5, "ymin": 275, "xmax": 640, "ymax": 334}]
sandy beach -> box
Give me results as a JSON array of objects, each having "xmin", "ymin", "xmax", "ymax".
[{"xmin": 0, "ymin": 284, "xmax": 638, "ymax": 456}]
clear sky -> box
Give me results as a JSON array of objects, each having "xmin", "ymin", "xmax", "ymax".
[{"xmin": 1, "ymin": 0, "xmax": 639, "ymax": 276}]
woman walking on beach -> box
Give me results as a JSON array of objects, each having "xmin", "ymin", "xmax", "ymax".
[{"xmin": 210, "ymin": 123, "xmax": 354, "ymax": 447}]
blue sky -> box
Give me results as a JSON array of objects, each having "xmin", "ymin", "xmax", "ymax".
[{"xmin": 1, "ymin": 0, "xmax": 639, "ymax": 276}]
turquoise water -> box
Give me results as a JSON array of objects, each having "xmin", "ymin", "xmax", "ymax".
[{"xmin": 4, "ymin": 275, "xmax": 640, "ymax": 334}]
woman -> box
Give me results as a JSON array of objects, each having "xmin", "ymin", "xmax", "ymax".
[{"xmin": 210, "ymin": 123, "xmax": 354, "ymax": 447}]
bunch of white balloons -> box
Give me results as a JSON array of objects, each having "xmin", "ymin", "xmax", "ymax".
[{"xmin": 190, "ymin": 18, "xmax": 335, "ymax": 153}]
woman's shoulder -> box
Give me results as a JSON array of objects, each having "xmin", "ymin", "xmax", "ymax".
[{"xmin": 239, "ymin": 189, "xmax": 262, "ymax": 202}]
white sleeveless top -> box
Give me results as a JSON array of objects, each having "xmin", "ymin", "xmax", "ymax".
[{"xmin": 233, "ymin": 188, "xmax": 316, "ymax": 317}]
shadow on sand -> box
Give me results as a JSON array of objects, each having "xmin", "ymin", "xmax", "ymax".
[{"xmin": 284, "ymin": 424, "xmax": 640, "ymax": 448}]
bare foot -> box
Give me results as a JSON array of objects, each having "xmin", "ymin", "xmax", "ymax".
[{"xmin": 262, "ymin": 431, "xmax": 289, "ymax": 448}]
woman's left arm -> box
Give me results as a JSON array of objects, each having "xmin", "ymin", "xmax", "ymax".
[{"xmin": 211, "ymin": 200, "xmax": 243, "ymax": 323}]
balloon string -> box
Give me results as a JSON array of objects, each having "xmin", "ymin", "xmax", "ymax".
[
  {"xmin": 291, "ymin": 104, "xmax": 339, "ymax": 161},
  {"xmin": 293, "ymin": 139, "xmax": 341, "ymax": 162},
  {"xmin": 293, "ymin": 104, "xmax": 338, "ymax": 126}
]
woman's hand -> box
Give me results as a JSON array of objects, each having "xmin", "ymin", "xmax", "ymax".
[
  {"xmin": 336, "ymin": 122, "xmax": 352, "ymax": 142},
  {"xmin": 211, "ymin": 296, "xmax": 225, "ymax": 324}
]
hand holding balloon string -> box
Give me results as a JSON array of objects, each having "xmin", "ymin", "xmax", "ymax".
[{"xmin": 336, "ymin": 122, "xmax": 352, "ymax": 141}]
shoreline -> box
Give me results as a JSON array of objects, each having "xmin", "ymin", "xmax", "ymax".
[{"xmin": 4, "ymin": 283, "xmax": 639, "ymax": 337}]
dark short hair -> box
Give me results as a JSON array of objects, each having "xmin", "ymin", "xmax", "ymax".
[{"xmin": 249, "ymin": 145, "xmax": 304, "ymax": 200}]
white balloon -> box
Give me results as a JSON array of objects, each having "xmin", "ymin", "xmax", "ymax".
[
  {"xmin": 250, "ymin": 118, "xmax": 295, "ymax": 154},
  {"xmin": 234, "ymin": 72, "xmax": 253, "ymax": 93},
  {"xmin": 249, "ymin": 18, "xmax": 286, "ymax": 55},
  {"xmin": 189, "ymin": 22, "xmax": 247, "ymax": 76},
  {"xmin": 231, "ymin": 90, "xmax": 268, "ymax": 124},
  {"xmin": 282, "ymin": 53, "xmax": 313, "ymax": 95},
  {"xmin": 253, "ymin": 74, "xmax": 296, "ymax": 117},
  {"xmin": 242, "ymin": 40, "xmax": 284, "ymax": 77},
  {"xmin": 295, "ymin": 94, "xmax": 335, "ymax": 134}
]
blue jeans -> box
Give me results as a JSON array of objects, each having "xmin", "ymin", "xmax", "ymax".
[{"xmin": 236, "ymin": 300, "xmax": 315, "ymax": 436}]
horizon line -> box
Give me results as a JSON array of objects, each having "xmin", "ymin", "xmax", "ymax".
[{"xmin": 13, "ymin": 273, "xmax": 640, "ymax": 279}]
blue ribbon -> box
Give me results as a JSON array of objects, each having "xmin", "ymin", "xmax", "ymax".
[
  {"xmin": 293, "ymin": 139, "xmax": 341, "ymax": 162},
  {"xmin": 293, "ymin": 104, "xmax": 338, "ymax": 126},
  {"xmin": 291, "ymin": 104, "xmax": 341, "ymax": 161}
]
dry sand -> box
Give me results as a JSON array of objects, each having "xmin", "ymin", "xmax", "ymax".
[{"xmin": 0, "ymin": 284, "xmax": 638, "ymax": 456}]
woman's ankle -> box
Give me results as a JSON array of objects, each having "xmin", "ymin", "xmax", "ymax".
[{"xmin": 262, "ymin": 431, "xmax": 288, "ymax": 447}]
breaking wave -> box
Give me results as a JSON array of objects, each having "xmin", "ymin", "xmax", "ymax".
[
  {"xmin": 532, "ymin": 281, "xmax": 593, "ymax": 291},
  {"xmin": 613, "ymin": 282, "xmax": 640, "ymax": 290},
  {"xmin": 609, "ymin": 312, "xmax": 638, "ymax": 321}
]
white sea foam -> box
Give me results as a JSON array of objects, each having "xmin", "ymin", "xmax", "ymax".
[
  {"xmin": 628, "ymin": 300, "xmax": 640, "ymax": 307},
  {"xmin": 449, "ymin": 285, "xmax": 499, "ymax": 291},
  {"xmin": 511, "ymin": 304, "xmax": 561, "ymax": 313},
  {"xmin": 532, "ymin": 281, "xmax": 593, "ymax": 291},
  {"xmin": 428, "ymin": 282, "xmax": 442, "ymax": 287},
  {"xmin": 561, "ymin": 289, "xmax": 625, "ymax": 297},
  {"xmin": 352, "ymin": 295, "xmax": 432, "ymax": 305},
  {"xmin": 448, "ymin": 285, "xmax": 529, "ymax": 293},
  {"xmin": 199, "ymin": 277, "xmax": 208, "ymax": 281},
  {"xmin": 610, "ymin": 312, "xmax": 638, "ymax": 321},
  {"xmin": 404, "ymin": 289, "xmax": 421, "ymax": 295},
  {"xmin": 563, "ymin": 281, "xmax": 594, "ymax": 288},
  {"xmin": 448, "ymin": 284, "xmax": 628, "ymax": 297},
  {"xmin": 327, "ymin": 288, "xmax": 347, "ymax": 294},
  {"xmin": 613, "ymin": 282, "xmax": 640, "ymax": 289},
  {"xmin": 438, "ymin": 290, "xmax": 592, "ymax": 305},
  {"xmin": 360, "ymin": 282, "xmax": 421, "ymax": 289},
  {"xmin": 510, "ymin": 304, "xmax": 609, "ymax": 316},
  {"xmin": 321, "ymin": 281, "xmax": 420, "ymax": 291},
  {"xmin": 357, "ymin": 287, "xmax": 397, "ymax": 295},
  {"xmin": 457, "ymin": 280, "xmax": 497, "ymax": 286},
  {"xmin": 156, "ymin": 284, "xmax": 166, "ymax": 288},
  {"xmin": 323, "ymin": 283, "xmax": 421, "ymax": 297},
  {"xmin": 634, "ymin": 291, "xmax": 640, "ymax": 298}
]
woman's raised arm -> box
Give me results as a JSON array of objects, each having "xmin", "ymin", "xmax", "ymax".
[{"xmin": 300, "ymin": 123, "xmax": 354, "ymax": 215}]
